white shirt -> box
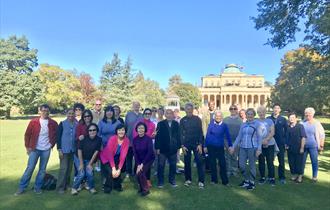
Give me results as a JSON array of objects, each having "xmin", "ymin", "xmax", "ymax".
[{"xmin": 36, "ymin": 118, "xmax": 51, "ymax": 150}]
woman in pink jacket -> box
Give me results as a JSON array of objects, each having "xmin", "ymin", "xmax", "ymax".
[{"xmin": 100, "ymin": 124, "xmax": 129, "ymax": 193}]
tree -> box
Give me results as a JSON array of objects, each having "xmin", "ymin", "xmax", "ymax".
[
  {"xmin": 271, "ymin": 47, "xmax": 330, "ymax": 115},
  {"xmin": 0, "ymin": 35, "xmax": 41, "ymax": 118},
  {"xmin": 35, "ymin": 64, "xmax": 83, "ymax": 111},
  {"xmin": 79, "ymin": 72, "xmax": 100, "ymax": 107},
  {"xmin": 173, "ymin": 83, "xmax": 202, "ymax": 109},
  {"xmin": 100, "ymin": 53, "xmax": 134, "ymax": 113},
  {"xmin": 132, "ymin": 71, "xmax": 166, "ymax": 109},
  {"xmin": 252, "ymin": 0, "xmax": 329, "ymax": 55},
  {"xmin": 168, "ymin": 74, "xmax": 183, "ymax": 93}
]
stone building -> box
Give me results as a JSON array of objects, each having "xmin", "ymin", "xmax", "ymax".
[{"xmin": 199, "ymin": 64, "xmax": 271, "ymax": 110}]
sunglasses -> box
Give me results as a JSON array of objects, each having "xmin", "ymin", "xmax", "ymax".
[
  {"xmin": 95, "ymin": 104, "xmax": 101, "ymax": 106},
  {"xmin": 144, "ymin": 112, "xmax": 152, "ymax": 115},
  {"xmin": 88, "ymin": 129, "xmax": 97, "ymax": 132},
  {"xmin": 229, "ymin": 108, "xmax": 238, "ymax": 111},
  {"xmin": 84, "ymin": 115, "xmax": 92, "ymax": 118}
]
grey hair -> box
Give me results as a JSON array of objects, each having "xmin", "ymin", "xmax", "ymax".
[
  {"xmin": 304, "ymin": 107, "xmax": 315, "ymax": 116},
  {"xmin": 213, "ymin": 110, "xmax": 223, "ymax": 119}
]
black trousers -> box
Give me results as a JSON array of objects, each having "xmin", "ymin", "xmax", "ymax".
[
  {"xmin": 184, "ymin": 146, "xmax": 205, "ymax": 183},
  {"xmin": 101, "ymin": 157, "xmax": 125, "ymax": 193},
  {"xmin": 126, "ymin": 147, "xmax": 134, "ymax": 175},
  {"xmin": 276, "ymin": 144, "xmax": 286, "ymax": 179},
  {"xmin": 207, "ymin": 145, "xmax": 228, "ymax": 185},
  {"xmin": 258, "ymin": 145, "xmax": 275, "ymax": 179},
  {"xmin": 288, "ymin": 151, "xmax": 304, "ymax": 175}
]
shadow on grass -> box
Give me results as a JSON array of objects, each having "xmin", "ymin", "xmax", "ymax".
[{"xmin": 1, "ymin": 157, "xmax": 330, "ymax": 210}]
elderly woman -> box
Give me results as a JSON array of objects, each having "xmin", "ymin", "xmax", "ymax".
[
  {"xmin": 71, "ymin": 123, "xmax": 102, "ymax": 195},
  {"xmin": 100, "ymin": 124, "xmax": 129, "ymax": 193},
  {"xmin": 302, "ymin": 107, "xmax": 325, "ymax": 182},
  {"xmin": 229, "ymin": 108, "xmax": 262, "ymax": 190},
  {"xmin": 256, "ymin": 106, "xmax": 276, "ymax": 186},
  {"xmin": 132, "ymin": 122, "xmax": 155, "ymax": 196},
  {"xmin": 56, "ymin": 108, "xmax": 78, "ymax": 194},
  {"xmin": 286, "ymin": 112, "xmax": 306, "ymax": 183},
  {"xmin": 204, "ymin": 110, "xmax": 232, "ymax": 185}
]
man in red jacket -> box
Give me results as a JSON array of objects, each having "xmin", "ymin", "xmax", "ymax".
[{"xmin": 15, "ymin": 104, "xmax": 58, "ymax": 195}]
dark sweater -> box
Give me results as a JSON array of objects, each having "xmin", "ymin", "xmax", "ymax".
[
  {"xmin": 267, "ymin": 114, "xmax": 287, "ymax": 146},
  {"xmin": 155, "ymin": 120, "xmax": 181, "ymax": 155},
  {"xmin": 205, "ymin": 120, "xmax": 232, "ymax": 148},
  {"xmin": 180, "ymin": 115, "xmax": 204, "ymax": 148},
  {"xmin": 132, "ymin": 135, "xmax": 155, "ymax": 165}
]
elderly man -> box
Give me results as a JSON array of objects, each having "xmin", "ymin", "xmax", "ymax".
[
  {"xmin": 155, "ymin": 109, "xmax": 181, "ymax": 188},
  {"xmin": 15, "ymin": 104, "xmax": 58, "ymax": 195},
  {"xmin": 91, "ymin": 99, "xmax": 104, "ymax": 124},
  {"xmin": 125, "ymin": 101, "xmax": 143, "ymax": 177},
  {"xmin": 180, "ymin": 103, "xmax": 205, "ymax": 188},
  {"xmin": 223, "ymin": 104, "xmax": 242, "ymax": 177}
]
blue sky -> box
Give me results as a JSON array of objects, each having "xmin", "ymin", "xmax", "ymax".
[{"xmin": 1, "ymin": 0, "xmax": 304, "ymax": 89}]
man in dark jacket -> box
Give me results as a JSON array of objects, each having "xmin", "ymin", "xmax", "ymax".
[
  {"xmin": 180, "ymin": 103, "xmax": 205, "ymax": 188},
  {"xmin": 267, "ymin": 103, "xmax": 288, "ymax": 183},
  {"xmin": 15, "ymin": 104, "xmax": 58, "ymax": 195},
  {"xmin": 155, "ymin": 109, "xmax": 181, "ymax": 188}
]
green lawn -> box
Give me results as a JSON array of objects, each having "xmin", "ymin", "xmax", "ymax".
[{"xmin": 0, "ymin": 116, "xmax": 329, "ymax": 210}]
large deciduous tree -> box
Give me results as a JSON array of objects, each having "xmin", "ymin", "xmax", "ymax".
[
  {"xmin": 0, "ymin": 35, "xmax": 42, "ymax": 118},
  {"xmin": 35, "ymin": 64, "xmax": 83, "ymax": 111},
  {"xmin": 132, "ymin": 71, "xmax": 166, "ymax": 109},
  {"xmin": 252, "ymin": 0, "xmax": 329, "ymax": 55},
  {"xmin": 271, "ymin": 47, "xmax": 330, "ymax": 115},
  {"xmin": 173, "ymin": 82, "xmax": 202, "ymax": 109}
]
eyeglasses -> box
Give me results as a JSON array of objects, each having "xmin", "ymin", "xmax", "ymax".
[
  {"xmin": 229, "ymin": 108, "xmax": 238, "ymax": 111},
  {"xmin": 84, "ymin": 115, "xmax": 91, "ymax": 118},
  {"xmin": 88, "ymin": 129, "xmax": 97, "ymax": 132},
  {"xmin": 144, "ymin": 113, "xmax": 152, "ymax": 115},
  {"xmin": 95, "ymin": 104, "xmax": 101, "ymax": 106}
]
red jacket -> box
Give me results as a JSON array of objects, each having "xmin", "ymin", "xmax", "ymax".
[
  {"xmin": 24, "ymin": 117, "xmax": 58, "ymax": 150},
  {"xmin": 100, "ymin": 135, "xmax": 129, "ymax": 170}
]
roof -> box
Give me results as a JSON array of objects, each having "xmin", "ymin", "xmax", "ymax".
[{"xmin": 223, "ymin": 64, "xmax": 242, "ymax": 73}]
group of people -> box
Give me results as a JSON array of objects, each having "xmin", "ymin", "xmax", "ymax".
[{"xmin": 14, "ymin": 100, "xmax": 325, "ymax": 197}]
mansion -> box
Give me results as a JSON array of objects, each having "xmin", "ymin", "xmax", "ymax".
[{"xmin": 199, "ymin": 64, "xmax": 271, "ymax": 110}]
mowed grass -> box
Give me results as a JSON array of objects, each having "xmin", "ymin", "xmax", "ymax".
[{"xmin": 0, "ymin": 116, "xmax": 329, "ymax": 210}]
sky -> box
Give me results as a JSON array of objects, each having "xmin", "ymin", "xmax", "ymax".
[{"xmin": 1, "ymin": 0, "xmax": 305, "ymax": 89}]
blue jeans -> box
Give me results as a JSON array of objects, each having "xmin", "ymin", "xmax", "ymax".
[
  {"xmin": 302, "ymin": 147, "xmax": 318, "ymax": 178},
  {"xmin": 72, "ymin": 160, "xmax": 95, "ymax": 189},
  {"xmin": 18, "ymin": 149, "xmax": 51, "ymax": 191}
]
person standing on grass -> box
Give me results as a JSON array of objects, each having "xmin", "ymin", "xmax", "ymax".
[
  {"xmin": 286, "ymin": 112, "xmax": 306, "ymax": 183},
  {"xmin": 229, "ymin": 108, "xmax": 262, "ymax": 191},
  {"xmin": 74, "ymin": 109, "xmax": 93, "ymax": 190},
  {"xmin": 180, "ymin": 102, "xmax": 205, "ymax": 189},
  {"xmin": 155, "ymin": 109, "xmax": 181, "ymax": 188},
  {"xmin": 301, "ymin": 107, "xmax": 325, "ymax": 182},
  {"xmin": 133, "ymin": 122, "xmax": 155, "ymax": 196},
  {"xmin": 256, "ymin": 106, "xmax": 276, "ymax": 186},
  {"xmin": 56, "ymin": 108, "xmax": 78, "ymax": 194},
  {"xmin": 223, "ymin": 104, "xmax": 242, "ymax": 178},
  {"xmin": 132, "ymin": 108, "xmax": 156, "ymax": 187},
  {"xmin": 98, "ymin": 105, "xmax": 122, "ymax": 148},
  {"xmin": 125, "ymin": 101, "xmax": 143, "ymax": 177},
  {"xmin": 204, "ymin": 110, "xmax": 232, "ymax": 186},
  {"xmin": 15, "ymin": 104, "xmax": 58, "ymax": 195},
  {"xmin": 71, "ymin": 123, "xmax": 101, "ymax": 195},
  {"xmin": 113, "ymin": 105, "xmax": 125, "ymax": 125},
  {"xmin": 100, "ymin": 124, "xmax": 129, "ymax": 193},
  {"xmin": 91, "ymin": 99, "xmax": 104, "ymax": 125},
  {"xmin": 267, "ymin": 103, "xmax": 287, "ymax": 184},
  {"xmin": 201, "ymin": 101, "xmax": 216, "ymax": 173}
]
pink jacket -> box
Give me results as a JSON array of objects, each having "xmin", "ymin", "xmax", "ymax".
[
  {"xmin": 100, "ymin": 135, "xmax": 129, "ymax": 170},
  {"xmin": 132, "ymin": 119, "xmax": 156, "ymax": 139}
]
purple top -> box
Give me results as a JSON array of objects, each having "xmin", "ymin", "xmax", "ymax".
[{"xmin": 132, "ymin": 135, "xmax": 155, "ymax": 165}]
